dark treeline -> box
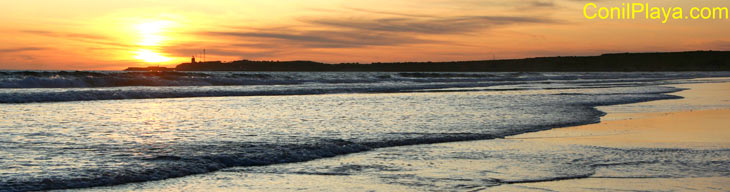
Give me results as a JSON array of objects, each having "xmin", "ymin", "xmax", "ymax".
[{"xmin": 129, "ymin": 51, "xmax": 730, "ymax": 72}]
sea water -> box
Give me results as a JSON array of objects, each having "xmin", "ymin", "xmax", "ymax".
[{"xmin": 1, "ymin": 71, "xmax": 729, "ymax": 191}]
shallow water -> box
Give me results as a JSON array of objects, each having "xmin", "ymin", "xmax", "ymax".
[
  {"xmin": 72, "ymin": 137, "xmax": 730, "ymax": 191},
  {"xmin": 1, "ymin": 72, "xmax": 729, "ymax": 191},
  {"xmin": 73, "ymin": 81, "xmax": 730, "ymax": 192}
]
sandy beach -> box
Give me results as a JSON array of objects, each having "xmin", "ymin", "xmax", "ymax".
[
  {"xmin": 491, "ymin": 80, "xmax": 730, "ymax": 191},
  {"xmin": 510, "ymin": 79, "xmax": 730, "ymax": 149},
  {"xmin": 510, "ymin": 108, "xmax": 730, "ymax": 149}
]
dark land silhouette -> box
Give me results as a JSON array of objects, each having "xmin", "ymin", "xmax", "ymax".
[{"xmin": 125, "ymin": 51, "xmax": 730, "ymax": 72}]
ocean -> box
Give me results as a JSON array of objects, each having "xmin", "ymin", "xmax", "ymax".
[{"xmin": 1, "ymin": 71, "xmax": 730, "ymax": 191}]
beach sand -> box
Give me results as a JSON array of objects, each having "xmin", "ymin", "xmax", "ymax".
[
  {"xmin": 490, "ymin": 177, "xmax": 730, "ymax": 191},
  {"xmin": 509, "ymin": 79, "xmax": 730, "ymax": 149},
  {"xmin": 493, "ymin": 80, "xmax": 730, "ymax": 191},
  {"xmin": 509, "ymin": 109, "xmax": 730, "ymax": 149}
]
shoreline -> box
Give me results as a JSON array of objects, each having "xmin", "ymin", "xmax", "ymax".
[
  {"xmin": 512, "ymin": 79, "xmax": 730, "ymax": 147},
  {"xmin": 492, "ymin": 79, "xmax": 730, "ymax": 190},
  {"xmin": 507, "ymin": 78, "xmax": 730, "ymax": 149},
  {"xmin": 509, "ymin": 109, "xmax": 730, "ymax": 149}
]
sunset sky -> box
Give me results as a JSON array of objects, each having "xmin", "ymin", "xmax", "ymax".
[{"xmin": 0, "ymin": 0, "xmax": 728, "ymax": 70}]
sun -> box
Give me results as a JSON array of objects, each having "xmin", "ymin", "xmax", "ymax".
[
  {"xmin": 131, "ymin": 20, "xmax": 176, "ymax": 63},
  {"xmin": 134, "ymin": 49, "xmax": 171, "ymax": 63},
  {"xmin": 135, "ymin": 20, "xmax": 174, "ymax": 46},
  {"xmin": 135, "ymin": 20, "xmax": 170, "ymax": 34}
]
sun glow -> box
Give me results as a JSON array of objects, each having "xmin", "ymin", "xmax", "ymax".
[
  {"xmin": 134, "ymin": 49, "xmax": 171, "ymax": 63},
  {"xmin": 135, "ymin": 20, "xmax": 174, "ymax": 46},
  {"xmin": 132, "ymin": 20, "xmax": 176, "ymax": 63}
]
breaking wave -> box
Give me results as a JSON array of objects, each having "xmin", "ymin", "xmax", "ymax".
[
  {"xmin": 1, "ymin": 71, "xmax": 728, "ymax": 103},
  {"xmin": 1, "ymin": 71, "xmax": 728, "ymax": 88}
]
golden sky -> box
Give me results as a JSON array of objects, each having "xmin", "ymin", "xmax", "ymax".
[{"xmin": 0, "ymin": 0, "xmax": 728, "ymax": 70}]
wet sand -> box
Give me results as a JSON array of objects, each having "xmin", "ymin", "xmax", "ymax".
[
  {"xmin": 509, "ymin": 109, "xmax": 730, "ymax": 149},
  {"xmin": 510, "ymin": 79, "xmax": 730, "ymax": 149},
  {"xmin": 495, "ymin": 80, "xmax": 730, "ymax": 191},
  {"xmin": 490, "ymin": 177, "xmax": 730, "ymax": 192},
  {"xmin": 508, "ymin": 79, "xmax": 730, "ymax": 149}
]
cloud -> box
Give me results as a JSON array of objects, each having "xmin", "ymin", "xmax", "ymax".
[
  {"xmin": 416, "ymin": 0, "xmax": 560, "ymax": 9},
  {"xmin": 0, "ymin": 47, "xmax": 48, "ymax": 53},
  {"xmin": 304, "ymin": 15, "xmax": 554, "ymax": 34},
  {"xmin": 21, "ymin": 30, "xmax": 109, "ymax": 40},
  {"xmin": 527, "ymin": 1, "xmax": 556, "ymax": 8},
  {"xmin": 21, "ymin": 30, "xmax": 131, "ymax": 48},
  {"xmin": 341, "ymin": 7, "xmax": 437, "ymax": 18},
  {"xmin": 169, "ymin": 6, "xmax": 562, "ymax": 61},
  {"xmin": 201, "ymin": 30, "xmax": 436, "ymax": 49},
  {"xmin": 195, "ymin": 14, "xmax": 554, "ymax": 51},
  {"xmin": 163, "ymin": 46, "xmax": 280, "ymax": 58}
]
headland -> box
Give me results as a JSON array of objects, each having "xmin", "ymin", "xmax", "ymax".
[{"xmin": 125, "ymin": 51, "xmax": 730, "ymax": 72}]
